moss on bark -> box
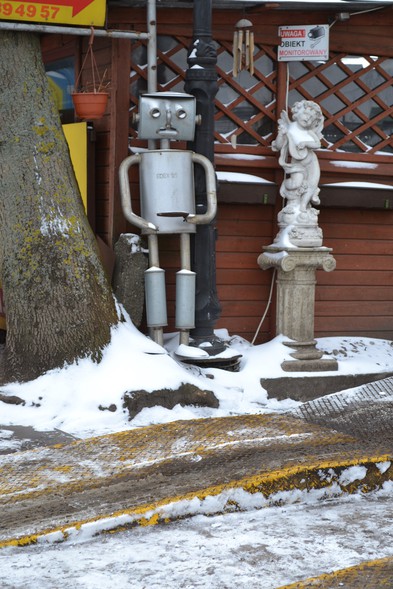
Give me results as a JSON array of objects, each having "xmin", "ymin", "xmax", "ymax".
[{"xmin": 0, "ymin": 31, "xmax": 118, "ymax": 382}]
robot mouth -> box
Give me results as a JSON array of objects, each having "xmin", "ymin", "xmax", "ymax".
[
  {"xmin": 157, "ymin": 211, "xmax": 189, "ymax": 219},
  {"xmin": 157, "ymin": 127, "xmax": 179, "ymax": 137}
]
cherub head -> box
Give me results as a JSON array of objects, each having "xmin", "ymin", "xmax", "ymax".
[{"xmin": 291, "ymin": 100, "xmax": 324, "ymax": 136}]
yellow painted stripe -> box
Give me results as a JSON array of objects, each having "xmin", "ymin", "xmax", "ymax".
[
  {"xmin": 0, "ymin": 454, "xmax": 391, "ymax": 549},
  {"xmin": 277, "ymin": 555, "xmax": 393, "ymax": 588}
]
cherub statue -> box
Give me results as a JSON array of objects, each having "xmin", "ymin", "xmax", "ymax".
[{"xmin": 272, "ymin": 100, "xmax": 324, "ymax": 213}]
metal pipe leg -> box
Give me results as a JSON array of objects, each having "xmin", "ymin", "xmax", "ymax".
[
  {"xmin": 176, "ymin": 233, "xmax": 196, "ymax": 346},
  {"xmin": 146, "ymin": 234, "xmax": 167, "ymax": 346}
]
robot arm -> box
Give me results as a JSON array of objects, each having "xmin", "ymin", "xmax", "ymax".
[
  {"xmin": 186, "ymin": 153, "xmax": 217, "ymax": 225},
  {"xmin": 119, "ymin": 154, "xmax": 158, "ymax": 233}
]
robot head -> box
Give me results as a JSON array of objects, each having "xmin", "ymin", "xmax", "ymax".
[{"xmin": 137, "ymin": 92, "xmax": 197, "ymax": 142}]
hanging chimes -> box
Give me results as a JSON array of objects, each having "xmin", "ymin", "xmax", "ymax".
[{"xmin": 233, "ymin": 19, "xmax": 254, "ymax": 77}]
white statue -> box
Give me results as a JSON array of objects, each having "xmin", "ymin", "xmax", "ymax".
[{"xmin": 272, "ymin": 100, "xmax": 324, "ymax": 247}]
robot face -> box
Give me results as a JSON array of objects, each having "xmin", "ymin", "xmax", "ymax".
[{"xmin": 138, "ymin": 92, "xmax": 197, "ymax": 141}]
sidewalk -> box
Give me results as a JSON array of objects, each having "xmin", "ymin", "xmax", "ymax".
[{"xmin": 0, "ymin": 377, "xmax": 393, "ymax": 587}]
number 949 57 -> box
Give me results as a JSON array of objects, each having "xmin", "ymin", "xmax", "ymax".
[{"xmin": 0, "ymin": 3, "xmax": 60, "ymax": 19}]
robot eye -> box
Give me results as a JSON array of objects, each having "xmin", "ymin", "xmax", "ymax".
[
  {"xmin": 150, "ymin": 108, "xmax": 161, "ymax": 118},
  {"xmin": 176, "ymin": 109, "xmax": 187, "ymax": 119}
]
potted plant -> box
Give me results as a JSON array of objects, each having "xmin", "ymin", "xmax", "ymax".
[{"xmin": 72, "ymin": 28, "xmax": 110, "ymax": 121}]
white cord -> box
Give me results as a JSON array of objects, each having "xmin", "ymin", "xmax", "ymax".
[
  {"xmin": 251, "ymin": 268, "xmax": 277, "ymax": 345},
  {"xmin": 330, "ymin": 5, "xmax": 385, "ymax": 31},
  {"xmin": 350, "ymin": 6, "xmax": 386, "ymax": 17},
  {"xmin": 254, "ymin": 64, "xmax": 287, "ymax": 347},
  {"xmin": 286, "ymin": 62, "xmax": 289, "ymax": 111}
]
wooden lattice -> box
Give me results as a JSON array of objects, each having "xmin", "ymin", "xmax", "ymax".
[
  {"xmin": 130, "ymin": 37, "xmax": 393, "ymax": 156},
  {"xmin": 214, "ymin": 41, "xmax": 277, "ymax": 148},
  {"xmin": 288, "ymin": 54, "xmax": 393, "ymax": 155}
]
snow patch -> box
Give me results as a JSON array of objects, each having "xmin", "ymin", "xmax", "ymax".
[{"xmin": 338, "ymin": 465, "xmax": 367, "ymax": 486}]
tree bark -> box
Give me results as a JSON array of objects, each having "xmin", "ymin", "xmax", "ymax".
[{"xmin": 0, "ymin": 31, "xmax": 118, "ymax": 383}]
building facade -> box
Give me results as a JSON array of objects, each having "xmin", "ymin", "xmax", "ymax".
[{"xmin": 40, "ymin": 0, "xmax": 393, "ymax": 343}]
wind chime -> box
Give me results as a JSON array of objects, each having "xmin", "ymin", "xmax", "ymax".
[{"xmin": 233, "ymin": 19, "xmax": 255, "ymax": 77}]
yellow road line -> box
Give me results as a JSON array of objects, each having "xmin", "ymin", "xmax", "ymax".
[{"xmin": 277, "ymin": 555, "xmax": 393, "ymax": 588}]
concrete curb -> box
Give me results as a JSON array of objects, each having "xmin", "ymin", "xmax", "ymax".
[{"xmin": 262, "ymin": 372, "xmax": 393, "ymax": 402}]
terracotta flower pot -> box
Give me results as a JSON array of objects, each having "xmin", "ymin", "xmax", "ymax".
[{"xmin": 72, "ymin": 92, "xmax": 109, "ymax": 120}]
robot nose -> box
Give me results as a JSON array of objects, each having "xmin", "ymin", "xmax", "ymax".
[
  {"xmin": 157, "ymin": 108, "xmax": 179, "ymax": 138},
  {"xmin": 166, "ymin": 108, "xmax": 172, "ymax": 127}
]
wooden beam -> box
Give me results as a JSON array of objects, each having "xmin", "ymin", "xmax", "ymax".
[{"xmin": 108, "ymin": 37, "xmax": 131, "ymax": 246}]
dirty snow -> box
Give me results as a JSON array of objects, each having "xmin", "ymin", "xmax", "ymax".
[
  {"xmin": 1, "ymin": 485, "xmax": 393, "ymax": 589},
  {"xmin": 1, "ymin": 316, "xmax": 393, "ymax": 439},
  {"xmin": 1, "ymin": 320, "xmax": 393, "ymax": 587}
]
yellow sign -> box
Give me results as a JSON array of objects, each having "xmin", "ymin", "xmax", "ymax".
[
  {"xmin": 0, "ymin": 0, "xmax": 106, "ymax": 26},
  {"xmin": 63, "ymin": 122, "xmax": 88, "ymax": 210}
]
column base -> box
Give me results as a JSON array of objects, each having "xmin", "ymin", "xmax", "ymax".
[
  {"xmin": 283, "ymin": 339, "xmax": 323, "ymax": 361},
  {"xmin": 281, "ymin": 339, "xmax": 338, "ymax": 372},
  {"xmin": 281, "ymin": 358, "xmax": 339, "ymax": 372}
]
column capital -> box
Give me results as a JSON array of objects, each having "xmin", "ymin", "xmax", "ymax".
[{"xmin": 258, "ymin": 246, "xmax": 336, "ymax": 273}]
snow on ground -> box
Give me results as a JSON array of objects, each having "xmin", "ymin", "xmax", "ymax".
[
  {"xmin": 0, "ymin": 315, "xmax": 393, "ymax": 438},
  {"xmin": 1, "ymin": 320, "xmax": 393, "ymax": 586},
  {"xmin": 1, "ymin": 485, "xmax": 393, "ymax": 589}
]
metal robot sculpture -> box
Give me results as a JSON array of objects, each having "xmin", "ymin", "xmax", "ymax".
[{"xmin": 119, "ymin": 92, "xmax": 217, "ymax": 347}]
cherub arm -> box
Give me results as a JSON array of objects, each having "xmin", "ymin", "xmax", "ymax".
[
  {"xmin": 272, "ymin": 110, "xmax": 290, "ymax": 151},
  {"xmin": 297, "ymin": 130, "xmax": 321, "ymax": 151}
]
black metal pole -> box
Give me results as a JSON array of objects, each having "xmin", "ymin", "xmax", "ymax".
[{"xmin": 185, "ymin": 0, "xmax": 225, "ymax": 353}]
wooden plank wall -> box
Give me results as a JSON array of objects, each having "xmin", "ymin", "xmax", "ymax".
[
  {"xmin": 316, "ymin": 208, "xmax": 393, "ymax": 340},
  {"xmin": 89, "ymin": 37, "xmax": 130, "ymax": 247},
  {"xmin": 214, "ymin": 204, "xmax": 393, "ymax": 344},
  {"xmin": 150, "ymin": 200, "xmax": 393, "ymax": 345},
  {"xmin": 86, "ymin": 37, "xmax": 113, "ymax": 244},
  {"xmin": 215, "ymin": 203, "xmax": 276, "ymax": 344},
  {"xmin": 140, "ymin": 203, "xmax": 277, "ymax": 344}
]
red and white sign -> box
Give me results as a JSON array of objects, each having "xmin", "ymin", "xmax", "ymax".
[{"xmin": 278, "ymin": 24, "xmax": 329, "ymax": 62}]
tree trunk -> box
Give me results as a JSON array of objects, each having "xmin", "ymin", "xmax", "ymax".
[{"xmin": 0, "ymin": 31, "xmax": 118, "ymax": 383}]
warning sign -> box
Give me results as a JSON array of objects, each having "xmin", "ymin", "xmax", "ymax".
[{"xmin": 278, "ymin": 25, "xmax": 329, "ymax": 62}]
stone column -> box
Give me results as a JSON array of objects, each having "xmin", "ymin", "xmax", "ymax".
[
  {"xmin": 258, "ymin": 246, "xmax": 338, "ymax": 372},
  {"xmin": 259, "ymin": 100, "xmax": 338, "ymax": 371}
]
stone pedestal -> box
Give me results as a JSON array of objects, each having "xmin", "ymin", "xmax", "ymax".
[{"xmin": 258, "ymin": 246, "xmax": 338, "ymax": 372}]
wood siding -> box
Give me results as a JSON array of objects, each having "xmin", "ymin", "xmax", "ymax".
[
  {"xmin": 215, "ymin": 203, "xmax": 276, "ymax": 343},
  {"xmin": 136, "ymin": 202, "xmax": 393, "ymax": 344},
  {"xmin": 315, "ymin": 208, "xmax": 393, "ymax": 340}
]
